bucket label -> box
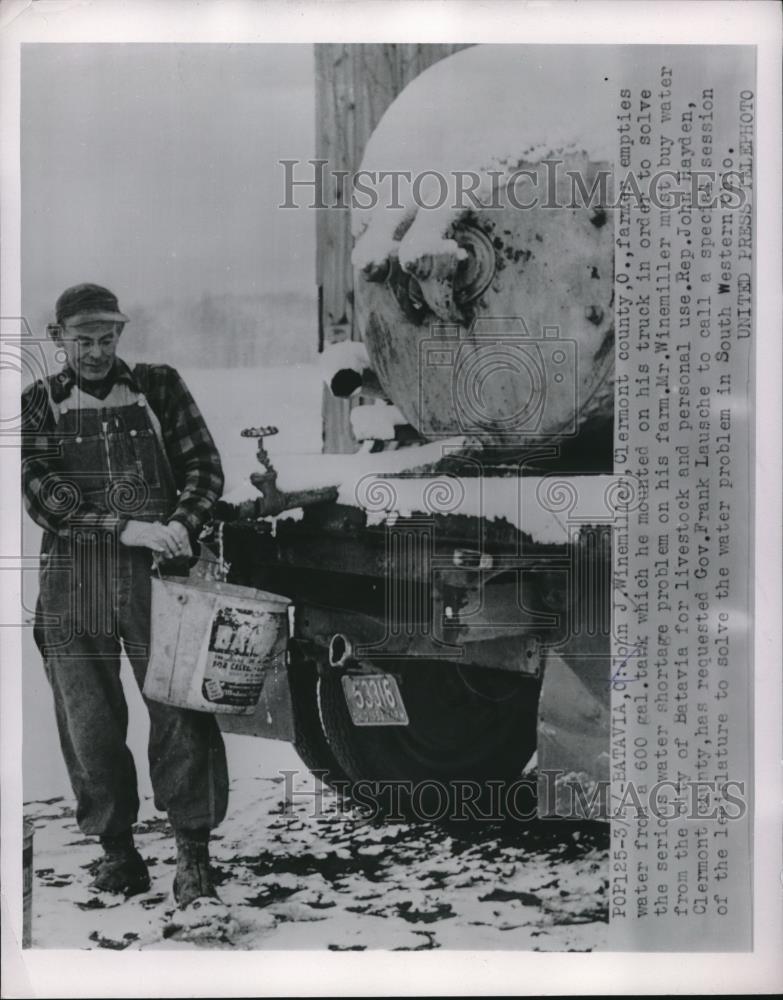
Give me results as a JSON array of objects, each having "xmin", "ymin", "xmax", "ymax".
[
  {"xmin": 203, "ymin": 677, "xmax": 225, "ymax": 702},
  {"xmin": 202, "ymin": 604, "xmax": 279, "ymax": 706}
]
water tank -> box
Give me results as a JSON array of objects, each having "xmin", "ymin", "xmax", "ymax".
[{"xmin": 352, "ymin": 45, "xmax": 615, "ymax": 449}]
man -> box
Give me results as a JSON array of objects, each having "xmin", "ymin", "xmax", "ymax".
[{"xmin": 22, "ymin": 283, "xmax": 228, "ymax": 907}]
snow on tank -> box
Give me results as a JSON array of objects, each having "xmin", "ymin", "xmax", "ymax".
[{"xmin": 351, "ymin": 44, "xmax": 616, "ymax": 450}]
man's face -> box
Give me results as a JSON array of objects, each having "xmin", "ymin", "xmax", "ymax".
[{"xmin": 59, "ymin": 320, "xmax": 122, "ymax": 380}]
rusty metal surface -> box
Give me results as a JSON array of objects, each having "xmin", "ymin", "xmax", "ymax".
[
  {"xmin": 292, "ymin": 602, "xmax": 542, "ymax": 676},
  {"xmin": 354, "ymin": 156, "xmax": 614, "ymax": 448},
  {"xmin": 225, "ymin": 505, "xmax": 576, "ymax": 587},
  {"xmin": 223, "ymin": 513, "xmax": 610, "ymax": 682}
]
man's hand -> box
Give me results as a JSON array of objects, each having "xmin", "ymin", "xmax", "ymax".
[
  {"xmin": 163, "ymin": 521, "xmax": 193, "ymax": 560},
  {"xmin": 120, "ymin": 519, "xmax": 191, "ymax": 560}
]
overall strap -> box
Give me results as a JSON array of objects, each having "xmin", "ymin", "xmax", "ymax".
[{"xmin": 130, "ymin": 364, "xmax": 178, "ymax": 496}]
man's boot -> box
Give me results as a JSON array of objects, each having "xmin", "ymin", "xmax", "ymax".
[
  {"xmin": 91, "ymin": 830, "xmax": 150, "ymax": 896},
  {"xmin": 173, "ymin": 829, "xmax": 219, "ymax": 907}
]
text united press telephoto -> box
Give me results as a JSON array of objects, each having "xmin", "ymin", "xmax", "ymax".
[{"xmin": 17, "ymin": 40, "xmax": 754, "ymax": 952}]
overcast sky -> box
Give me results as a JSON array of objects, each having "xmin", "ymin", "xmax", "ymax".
[{"xmin": 21, "ymin": 44, "xmax": 316, "ymax": 327}]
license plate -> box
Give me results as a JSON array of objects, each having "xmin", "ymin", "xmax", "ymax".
[{"xmin": 341, "ymin": 673, "xmax": 409, "ymax": 726}]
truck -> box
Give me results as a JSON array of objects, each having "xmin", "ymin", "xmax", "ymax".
[{"xmin": 215, "ymin": 43, "xmax": 617, "ymax": 822}]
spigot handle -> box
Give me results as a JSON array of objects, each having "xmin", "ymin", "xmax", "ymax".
[{"xmin": 240, "ymin": 425, "xmax": 279, "ymax": 438}]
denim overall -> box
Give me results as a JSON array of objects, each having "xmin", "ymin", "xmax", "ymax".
[{"xmin": 34, "ymin": 379, "xmax": 228, "ymax": 837}]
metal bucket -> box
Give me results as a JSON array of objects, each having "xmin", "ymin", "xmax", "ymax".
[
  {"xmin": 23, "ymin": 820, "xmax": 33, "ymax": 948},
  {"xmin": 144, "ymin": 575, "xmax": 290, "ymax": 715}
]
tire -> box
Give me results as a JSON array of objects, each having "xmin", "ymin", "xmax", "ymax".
[
  {"xmin": 288, "ymin": 655, "xmax": 351, "ymax": 791},
  {"xmin": 317, "ymin": 660, "xmax": 540, "ymax": 821}
]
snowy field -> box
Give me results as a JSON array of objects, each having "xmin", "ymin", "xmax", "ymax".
[{"xmin": 22, "ymin": 361, "xmax": 608, "ymax": 950}]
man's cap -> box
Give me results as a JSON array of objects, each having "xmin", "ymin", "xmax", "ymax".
[{"xmin": 55, "ymin": 284, "xmax": 129, "ymax": 327}]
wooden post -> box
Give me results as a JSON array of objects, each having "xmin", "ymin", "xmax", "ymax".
[{"xmin": 315, "ymin": 43, "xmax": 470, "ymax": 453}]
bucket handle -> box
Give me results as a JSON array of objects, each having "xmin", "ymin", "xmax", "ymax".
[{"xmin": 152, "ymin": 522, "xmax": 230, "ymax": 583}]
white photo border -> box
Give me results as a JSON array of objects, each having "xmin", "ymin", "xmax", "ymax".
[{"xmin": 1, "ymin": 1, "xmax": 780, "ymax": 996}]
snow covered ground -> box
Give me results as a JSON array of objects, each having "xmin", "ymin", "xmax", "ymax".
[
  {"xmin": 25, "ymin": 757, "xmax": 608, "ymax": 951},
  {"xmin": 23, "ymin": 361, "xmax": 608, "ymax": 950}
]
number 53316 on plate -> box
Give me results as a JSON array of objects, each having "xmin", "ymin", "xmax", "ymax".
[{"xmin": 341, "ymin": 673, "xmax": 410, "ymax": 726}]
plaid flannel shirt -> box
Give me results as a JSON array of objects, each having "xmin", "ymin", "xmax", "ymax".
[{"xmin": 21, "ymin": 359, "xmax": 224, "ymax": 541}]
